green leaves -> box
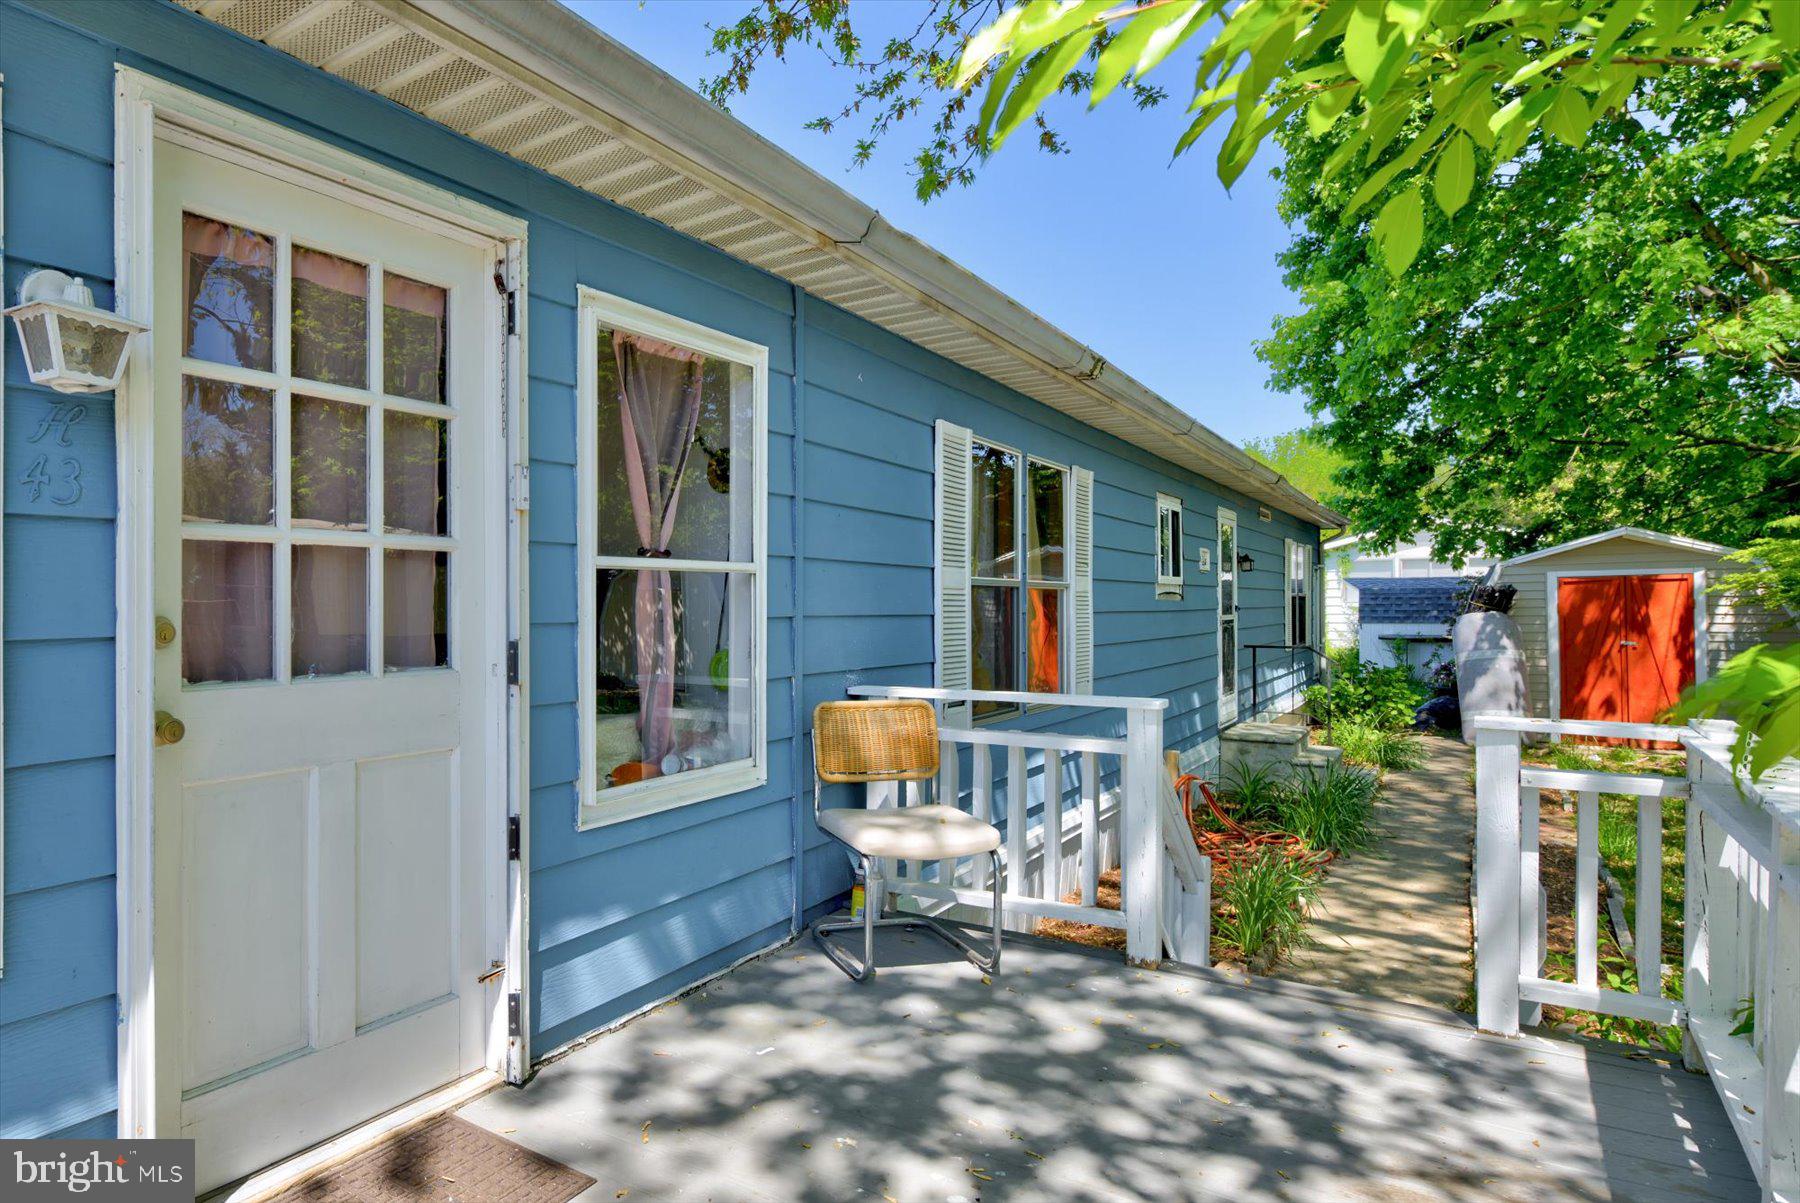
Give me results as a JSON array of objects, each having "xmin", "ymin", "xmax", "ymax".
[
  {"xmin": 1668, "ymin": 643, "xmax": 1800, "ymax": 781},
  {"xmin": 1372, "ymin": 183, "xmax": 1425, "ymax": 276},
  {"xmin": 1433, "ymin": 133, "xmax": 1476, "ymax": 217}
]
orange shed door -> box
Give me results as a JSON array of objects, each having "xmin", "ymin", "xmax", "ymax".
[{"xmin": 1558, "ymin": 574, "xmax": 1695, "ymax": 738}]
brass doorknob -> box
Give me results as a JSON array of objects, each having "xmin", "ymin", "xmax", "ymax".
[
  {"xmin": 154, "ymin": 710, "xmax": 185, "ymax": 746},
  {"xmin": 154, "ymin": 616, "xmax": 176, "ymax": 648}
]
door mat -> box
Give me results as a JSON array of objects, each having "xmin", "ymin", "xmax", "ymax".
[{"xmin": 264, "ymin": 1114, "xmax": 594, "ymax": 1203}]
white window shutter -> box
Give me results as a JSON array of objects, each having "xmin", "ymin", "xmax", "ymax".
[
  {"xmin": 935, "ymin": 420, "xmax": 973, "ymax": 720},
  {"xmin": 1071, "ymin": 466, "xmax": 1095, "ymax": 696}
]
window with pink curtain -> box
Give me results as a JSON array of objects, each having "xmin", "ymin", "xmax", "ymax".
[{"xmin": 590, "ymin": 322, "xmax": 758, "ymax": 800}]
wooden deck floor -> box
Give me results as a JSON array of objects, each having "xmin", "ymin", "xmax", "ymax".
[{"xmin": 460, "ymin": 931, "xmax": 1756, "ymax": 1203}]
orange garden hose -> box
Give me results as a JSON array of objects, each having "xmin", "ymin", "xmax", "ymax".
[{"xmin": 1172, "ymin": 773, "xmax": 1329, "ymax": 883}]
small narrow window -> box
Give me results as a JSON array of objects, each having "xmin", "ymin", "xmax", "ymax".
[
  {"xmin": 1287, "ymin": 540, "xmax": 1315, "ymax": 647},
  {"xmin": 1156, "ymin": 494, "xmax": 1184, "ymax": 598}
]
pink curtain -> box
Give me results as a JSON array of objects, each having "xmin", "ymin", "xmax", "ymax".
[{"xmin": 614, "ymin": 331, "xmax": 705, "ymax": 765}]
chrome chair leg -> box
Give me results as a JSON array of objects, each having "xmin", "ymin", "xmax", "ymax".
[{"xmin": 812, "ymin": 849, "xmax": 1005, "ymax": 981}]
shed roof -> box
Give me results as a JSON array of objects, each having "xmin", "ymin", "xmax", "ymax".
[
  {"xmin": 1354, "ymin": 577, "xmax": 1474, "ymax": 627},
  {"xmin": 1492, "ymin": 527, "xmax": 1737, "ymax": 571},
  {"xmin": 174, "ymin": 0, "xmax": 1344, "ymax": 528}
]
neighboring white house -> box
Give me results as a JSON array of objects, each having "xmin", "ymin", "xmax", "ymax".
[{"xmin": 1324, "ymin": 531, "xmax": 1496, "ymax": 648}]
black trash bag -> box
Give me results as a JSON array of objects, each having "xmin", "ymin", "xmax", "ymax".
[{"xmin": 1413, "ymin": 694, "xmax": 1461, "ymax": 733}]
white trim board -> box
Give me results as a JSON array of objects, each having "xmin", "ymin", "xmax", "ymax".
[
  {"xmin": 574, "ymin": 284, "xmax": 770, "ymax": 831},
  {"xmin": 1545, "ymin": 569, "xmax": 1710, "ymax": 725},
  {"xmin": 111, "ymin": 67, "xmax": 531, "ymax": 1142},
  {"xmin": 1501, "ymin": 527, "xmax": 1736, "ymax": 570}
]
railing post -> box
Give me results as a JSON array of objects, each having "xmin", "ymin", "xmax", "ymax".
[
  {"xmin": 1475, "ymin": 722, "xmax": 1523, "ymax": 1035},
  {"xmin": 1767, "ymin": 810, "xmax": 1800, "ymax": 1199},
  {"xmin": 1123, "ymin": 704, "xmax": 1163, "ymax": 967},
  {"xmin": 1681, "ymin": 748, "xmax": 1710, "ymax": 1071}
]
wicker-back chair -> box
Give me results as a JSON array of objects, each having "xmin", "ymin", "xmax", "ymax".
[{"xmin": 810, "ymin": 699, "xmax": 1003, "ymax": 981}]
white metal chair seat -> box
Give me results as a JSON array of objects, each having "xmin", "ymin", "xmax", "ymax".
[{"xmin": 817, "ymin": 804, "xmax": 1001, "ymax": 861}]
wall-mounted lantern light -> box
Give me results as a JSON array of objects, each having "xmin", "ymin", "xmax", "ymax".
[
  {"xmin": 5, "ymin": 269, "xmax": 147, "ymax": 394},
  {"xmin": 1236, "ymin": 550, "xmax": 1256, "ymax": 574}
]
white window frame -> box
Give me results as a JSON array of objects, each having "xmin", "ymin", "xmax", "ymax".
[
  {"xmin": 1155, "ymin": 493, "xmax": 1183, "ymax": 599},
  {"xmin": 576, "ymin": 287, "xmax": 769, "ymax": 829},
  {"xmin": 966, "ymin": 437, "xmax": 1072, "ymax": 717},
  {"xmin": 1285, "ymin": 538, "xmax": 1316, "ymax": 648}
]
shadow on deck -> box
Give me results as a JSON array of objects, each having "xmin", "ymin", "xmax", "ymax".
[{"xmin": 460, "ymin": 931, "xmax": 1755, "ymax": 1202}]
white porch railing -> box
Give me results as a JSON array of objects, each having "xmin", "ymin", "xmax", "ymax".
[
  {"xmin": 846, "ymin": 686, "xmax": 1210, "ymax": 967},
  {"xmin": 1473, "ymin": 714, "xmax": 1800, "ymax": 1200}
]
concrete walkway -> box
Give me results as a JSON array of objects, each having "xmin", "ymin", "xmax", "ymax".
[{"xmin": 1272, "ymin": 735, "xmax": 1476, "ymax": 1009}]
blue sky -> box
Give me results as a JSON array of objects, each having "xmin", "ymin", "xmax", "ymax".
[{"xmin": 566, "ymin": 0, "xmax": 1312, "ymax": 446}]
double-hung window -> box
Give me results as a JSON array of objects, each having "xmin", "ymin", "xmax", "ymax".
[
  {"xmin": 937, "ymin": 422, "xmax": 1092, "ymax": 719},
  {"xmin": 577, "ymin": 288, "xmax": 767, "ymax": 828},
  {"xmin": 1155, "ymin": 493, "xmax": 1183, "ymax": 598}
]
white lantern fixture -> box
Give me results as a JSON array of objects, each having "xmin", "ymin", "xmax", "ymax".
[{"xmin": 4, "ymin": 269, "xmax": 148, "ymax": 394}]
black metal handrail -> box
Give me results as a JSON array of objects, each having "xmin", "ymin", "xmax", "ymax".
[{"xmin": 1241, "ymin": 642, "xmax": 1321, "ymax": 722}]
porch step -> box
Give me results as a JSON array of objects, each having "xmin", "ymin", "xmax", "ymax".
[{"xmin": 1221, "ymin": 718, "xmax": 1338, "ymax": 778}]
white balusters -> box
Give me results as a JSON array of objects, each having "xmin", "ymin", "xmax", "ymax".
[
  {"xmin": 1042, "ymin": 749, "xmax": 1063, "ymax": 902},
  {"xmin": 1576, "ymin": 789, "xmax": 1599, "ymax": 991},
  {"xmin": 1637, "ymin": 793, "xmax": 1663, "ymax": 997},
  {"xmin": 1007, "ymin": 744, "xmax": 1028, "ymax": 897},
  {"xmin": 970, "ymin": 743, "xmax": 993, "ymax": 891},
  {"xmin": 1080, "ymin": 751, "xmax": 1100, "ymax": 906}
]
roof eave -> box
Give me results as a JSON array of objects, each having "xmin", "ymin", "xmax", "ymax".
[{"xmin": 395, "ymin": 0, "xmax": 1347, "ymax": 530}]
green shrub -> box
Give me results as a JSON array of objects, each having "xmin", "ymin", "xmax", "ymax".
[
  {"xmin": 1214, "ymin": 848, "xmax": 1315, "ymax": 963},
  {"xmin": 1219, "ymin": 761, "xmax": 1291, "ymax": 824},
  {"xmin": 1327, "ymin": 721, "xmax": 1428, "ymax": 772},
  {"xmin": 1305, "ymin": 648, "xmax": 1430, "ymax": 732},
  {"xmin": 1274, "ymin": 766, "xmax": 1380, "ymax": 853}
]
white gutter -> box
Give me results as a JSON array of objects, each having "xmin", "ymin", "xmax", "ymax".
[{"xmin": 399, "ymin": 0, "xmax": 1346, "ymax": 529}]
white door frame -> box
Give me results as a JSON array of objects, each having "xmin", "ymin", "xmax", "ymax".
[
  {"xmin": 1217, "ymin": 507, "xmax": 1239, "ymax": 726},
  {"xmin": 1545, "ymin": 568, "xmax": 1709, "ymax": 724},
  {"xmin": 111, "ymin": 68, "xmax": 531, "ymax": 1141}
]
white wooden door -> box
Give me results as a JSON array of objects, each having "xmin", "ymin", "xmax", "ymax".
[{"xmin": 150, "ymin": 140, "xmax": 502, "ymax": 1191}]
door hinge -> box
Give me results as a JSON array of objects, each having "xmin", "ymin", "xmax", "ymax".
[
  {"xmin": 507, "ymin": 991, "xmax": 522, "ymax": 1039},
  {"xmin": 506, "ymin": 639, "xmax": 521, "ymax": 686},
  {"xmin": 506, "ymin": 813, "xmax": 521, "ymax": 861},
  {"xmin": 510, "ymin": 462, "xmax": 530, "ymax": 513}
]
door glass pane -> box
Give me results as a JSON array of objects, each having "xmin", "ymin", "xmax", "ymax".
[
  {"xmin": 593, "ymin": 569, "xmax": 754, "ymax": 791},
  {"xmin": 292, "ymin": 545, "xmax": 368, "ymax": 677},
  {"xmin": 1221, "ymin": 617, "xmax": 1238, "ymax": 697},
  {"xmin": 971, "ymin": 584, "xmax": 1018, "ymax": 717},
  {"xmin": 1028, "ymin": 587, "xmax": 1061, "ymax": 693},
  {"xmin": 384, "ymin": 412, "xmax": 448, "ymax": 535},
  {"xmin": 384, "ymin": 273, "xmax": 447, "ymax": 404},
  {"xmin": 292, "ymin": 396, "xmax": 368, "ymax": 530},
  {"xmin": 183, "ymin": 214, "xmax": 275, "ymax": 371},
  {"xmin": 1027, "ymin": 461, "xmax": 1065, "ymax": 581},
  {"xmin": 971, "ymin": 443, "xmax": 1018, "ymax": 579},
  {"xmin": 292, "ymin": 246, "xmax": 368, "ymax": 387},
  {"xmin": 592, "ymin": 329, "xmax": 756, "ymax": 561},
  {"xmin": 183, "ymin": 376, "xmax": 274, "ymax": 525},
  {"xmin": 385, "ymin": 550, "xmax": 448, "ymax": 669},
  {"xmin": 183, "ymin": 540, "xmax": 273, "ymax": 684}
]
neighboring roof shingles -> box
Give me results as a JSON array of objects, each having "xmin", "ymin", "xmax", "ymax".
[
  {"xmin": 175, "ymin": 0, "xmax": 1344, "ymax": 528},
  {"xmin": 1353, "ymin": 578, "xmax": 1473, "ymax": 627}
]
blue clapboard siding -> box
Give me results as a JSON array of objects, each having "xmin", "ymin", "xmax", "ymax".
[
  {"xmin": 0, "ymin": 0, "xmax": 1322, "ymax": 1137},
  {"xmin": 0, "ymin": 0, "xmax": 126, "ymax": 1140}
]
